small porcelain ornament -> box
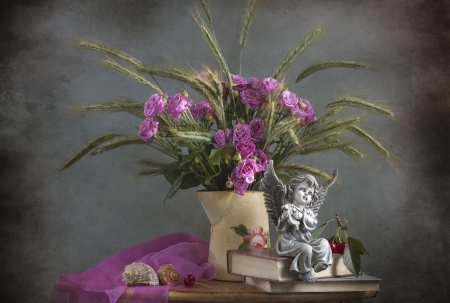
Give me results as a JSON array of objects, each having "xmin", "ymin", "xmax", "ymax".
[
  {"xmin": 260, "ymin": 160, "xmax": 338, "ymax": 283},
  {"xmin": 122, "ymin": 262, "xmax": 159, "ymax": 286}
]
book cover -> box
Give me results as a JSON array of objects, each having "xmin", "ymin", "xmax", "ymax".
[
  {"xmin": 227, "ymin": 248, "xmax": 353, "ymax": 281},
  {"xmin": 244, "ymin": 274, "xmax": 381, "ymax": 293}
]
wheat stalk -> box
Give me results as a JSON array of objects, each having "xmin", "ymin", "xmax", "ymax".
[
  {"xmin": 272, "ymin": 27, "xmax": 324, "ymax": 80},
  {"xmin": 302, "ymin": 117, "xmax": 360, "ymax": 142},
  {"xmin": 327, "ymin": 96, "xmax": 394, "ymax": 118},
  {"xmin": 60, "ymin": 133, "xmax": 118, "ymax": 170},
  {"xmin": 239, "ymin": 0, "xmax": 262, "ymax": 49},
  {"xmin": 338, "ymin": 145, "xmax": 364, "ymax": 160},
  {"xmin": 77, "ymin": 99, "xmax": 145, "ymax": 118},
  {"xmin": 196, "ymin": 0, "xmax": 212, "ymax": 23},
  {"xmin": 296, "ymin": 60, "xmax": 370, "ymax": 82},
  {"xmin": 79, "ymin": 40, "xmax": 143, "ymax": 67},
  {"xmin": 265, "ymin": 118, "xmax": 300, "ymax": 148},
  {"xmin": 275, "ymin": 163, "xmax": 332, "ymax": 180},
  {"xmin": 168, "ymin": 131, "xmax": 213, "ymax": 143},
  {"xmin": 91, "ymin": 136, "xmax": 145, "ymax": 155},
  {"xmin": 103, "ymin": 59, "xmax": 164, "ymax": 95},
  {"xmin": 300, "ymin": 141, "xmax": 350, "ymax": 155},
  {"xmin": 136, "ymin": 167, "xmax": 164, "ymax": 177},
  {"xmin": 347, "ymin": 125, "xmax": 389, "ymax": 157}
]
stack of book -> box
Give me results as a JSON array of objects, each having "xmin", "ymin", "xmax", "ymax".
[{"xmin": 227, "ymin": 248, "xmax": 381, "ymax": 293}]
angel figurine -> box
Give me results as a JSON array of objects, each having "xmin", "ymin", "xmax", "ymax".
[{"xmin": 260, "ymin": 160, "xmax": 338, "ymax": 282}]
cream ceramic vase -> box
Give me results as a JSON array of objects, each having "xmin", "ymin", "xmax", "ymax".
[{"xmin": 197, "ymin": 190, "xmax": 270, "ymax": 281}]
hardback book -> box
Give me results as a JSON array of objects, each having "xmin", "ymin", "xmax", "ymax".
[
  {"xmin": 227, "ymin": 248, "xmax": 353, "ymax": 281},
  {"xmin": 244, "ymin": 274, "xmax": 381, "ymax": 293}
]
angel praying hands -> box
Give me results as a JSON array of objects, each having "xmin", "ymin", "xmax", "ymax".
[{"xmin": 261, "ymin": 160, "xmax": 338, "ymax": 282}]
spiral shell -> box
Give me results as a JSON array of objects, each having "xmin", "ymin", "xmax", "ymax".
[
  {"xmin": 157, "ymin": 264, "xmax": 179, "ymax": 285},
  {"xmin": 122, "ymin": 262, "xmax": 159, "ymax": 286}
]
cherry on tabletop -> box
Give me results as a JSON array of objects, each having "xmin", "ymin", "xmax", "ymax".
[
  {"xmin": 337, "ymin": 242, "xmax": 347, "ymax": 254},
  {"xmin": 184, "ymin": 275, "xmax": 196, "ymax": 287},
  {"xmin": 329, "ymin": 242, "xmax": 338, "ymax": 253}
]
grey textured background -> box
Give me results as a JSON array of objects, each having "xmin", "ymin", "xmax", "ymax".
[{"xmin": 1, "ymin": 0, "xmax": 449, "ymax": 302}]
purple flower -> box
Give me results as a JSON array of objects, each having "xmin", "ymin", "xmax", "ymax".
[
  {"xmin": 234, "ymin": 159, "xmax": 263, "ymax": 183},
  {"xmin": 278, "ymin": 90, "xmax": 298, "ymax": 110},
  {"xmin": 248, "ymin": 118, "xmax": 264, "ymax": 143},
  {"xmin": 233, "ymin": 123, "xmax": 251, "ymax": 143},
  {"xmin": 293, "ymin": 98, "xmax": 317, "ymax": 125},
  {"xmin": 167, "ymin": 93, "xmax": 193, "ymax": 120},
  {"xmin": 236, "ymin": 141, "xmax": 256, "ymax": 159},
  {"xmin": 231, "ymin": 174, "xmax": 249, "ymax": 195},
  {"xmin": 144, "ymin": 94, "xmax": 166, "ymax": 118},
  {"xmin": 214, "ymin": 130, "xmax": 226, "ymax": 148},
  {"xmin": 253, "ymin": 149, "xmax": 271, "ymax": 170},
  {"xmin": 138, "ymin": 117, "xmax": 159, "ymax": 142},
  {"xmin": 225, "ymin": 128, "xmax": 234, "ymax": 142},
  {"xmin": 231, "ymin": 74, "xmax": 248, "ymax": 91},
  {"xmin": 249, "ymin": 77, "xmax": 262, "ymax": 89},
  {"xmin": 222, "ymin": 81, "xmax": 229, "ymax": 100},
  {"xmin": 190, "ymin": 101, "xmax": 216, "ymax": 120},
  {"xmin": 261, "ymin": 77, "xmax": 279, "ymax": 94},
  {"xmin": 240, "ymin": 88, "xmax": 265, "ymax": 110}
]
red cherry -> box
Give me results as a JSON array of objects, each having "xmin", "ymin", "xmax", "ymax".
[
  {"xmin": 337, "ymin": 242, "xmax": 346, "ymax": 254},
  {"xmin": 184, "ymin": 275, "xmax": 196, "ymax": 287},
  {"xmin": 329, "ymin": 242, "xmax": 338, "ymax": 253}
]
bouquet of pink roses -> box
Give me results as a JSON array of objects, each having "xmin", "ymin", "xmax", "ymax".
[{"xmin": 61, "ymin": 0, "xmax": 394, "ymax": 201}]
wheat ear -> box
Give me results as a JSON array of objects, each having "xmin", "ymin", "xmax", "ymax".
[
  {"xmin": 347, "ymin": 125, "xmax": 389, "ymax": 157},
  {"xmin": 60, "ymin": 133, "xmax": 118, "ymax": 170},
  {"xmin": 296, "ymin": 60, "xmax": 370, "ymax": 82},
  {"xmin": 272, "ymin": 27, "xmax": 324, "ymax": 80},
  {"xmin": 327, "ymin": 96, "xmax": 394, "ymax": 118},
  {"xmin": 240, "ymin": 0, "xmax": 262, "ymax": 49},
  {"xmin": 79, "ymin": 40, "xmax": 143, "ymax": 67},
  {"xmin": 275, "ymin": 163, "xmax": 332, "ymax": 180},
  {"xmin": 91, "ymin": 136, "xmax": 145, "ymax": 155}
]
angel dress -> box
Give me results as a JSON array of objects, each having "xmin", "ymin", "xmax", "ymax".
[{"xmin": 276, "ymin": 206, "xmax": 332, "ymax": 275}]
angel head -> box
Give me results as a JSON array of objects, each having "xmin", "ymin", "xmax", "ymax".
[{"xmin": 286, "ymin": 174, "xmax": 320, "ymax": 208}]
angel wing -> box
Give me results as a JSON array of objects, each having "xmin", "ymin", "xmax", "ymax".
[
  {"xmin": 260, "ymin": 160, "xmax": 286, "ymax": 227},
  {"xmin": 310, "ymin": 169, "xmax": 338, "ymax": 217}
]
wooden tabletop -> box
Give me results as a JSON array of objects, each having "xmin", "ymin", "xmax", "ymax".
[{"xmin": 54, "ymin": 279, "xmax": 377, "ymax": 303}]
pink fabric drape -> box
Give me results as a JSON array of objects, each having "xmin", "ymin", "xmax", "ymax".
[{"xmin": 51, "ymin": 232, "xmax": 216, "ymax": 303}]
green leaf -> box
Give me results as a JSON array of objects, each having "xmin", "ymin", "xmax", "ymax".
[
  {"xmin": 181, "ymin": 151, "xmax": 198, "ymax": 165},
  {"xmin": 164, "ymin": 171, "xmax": 186, "ymax": 202},
  {"xmin": 312, "ymin": 221, "xmax": 331, "ymax": 239},
  {"xmin": 204, "ymin": 170, "xmax": 222, "ymax": 186},
  {"xmin": 277, "ymin": 173, "xmax": 291, "ymax": 184},
  {"xmin": 347, "ymin": 236, "xmax": 369, "ymax": 255},
  {"xmin": 343, "ymin": 241, "xmax": 361, "ymax": 277},
  {"xmin": 179, "ymin": 171, "xmax": 203, "ymax": 189},
  {"xmin": 266, "ymin": 230, "xmax": 271, "ymax": 248},
  {"xmin": 209, "ymin": 142, "xmax": 235, "ymax": 165},
  {"xmin": 230, "ymin": 224, "xmax": 248, "ymax": 237},
  {"xmin": 160, "ymin": 162, "xmax": 183, "ymax": 185},
  {"xmin": 238, "ymin": 242, "xmax": 250, "ymax": 250}
]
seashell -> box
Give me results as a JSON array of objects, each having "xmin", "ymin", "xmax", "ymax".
[
  {"xmin": 157, "ymin": 264, "xmax": 179, "ymax": 285},
  {"xmin": 122, "ymin": 262, "xmax": 159, "ymax": 286}
]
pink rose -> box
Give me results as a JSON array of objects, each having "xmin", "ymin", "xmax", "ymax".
[
  {"xmin": 167, "ymin": 93, "xmax": 193, "ymax": 120},
  {"xmin": 248, "ymin": 118, "xmax": 264, "ymax": 143},
  {"xmin": 231, "ymin": 170, "xmax": 249, "ymax": 195},
  {"xmin": 293, "ymin": 98, "xmax": 317, "ymax": 125},
  {"xmin": 190, "ymin": 101, "xmax": 216, "ymax": 120},
  {"xmin": 236, "ymin": 141, "xmax": 256, "ymax": 159},
  {"xmin": 231, "ymin": 74, "xmax": 248, "ymax": 91},
  {"xmin": 249, "ymin": 77, "xmax": 262, "ymax": 89},
  {"xmin": 144, "ymin": 94, "xmax": 166, "ymax": 118},
  {"xmin": 243, "ymin": 226, "xmax": 267, "ymax": 249},
  {"xmin": 278, "ymin": 90, "xmax": 298, "ymax": 110},
  {"xmin": 214, "ymin": 130, "xmax": 226, "ymax": 148},
  {"xmin": 225, "ymin": 128, "xmax": 234, "ymax": 142},
  {"xmin": 233, "ymin": 123, "xmax": 251, "ymax": 143},
  {"xmin": 261, "ymin": 77, "xmax": 279, "ymax": 94},
  {"xmin": 137, "ymin": 117, "xmax": 159, "ymax": 142},
  {"xmin": 234, "ymin": 159, "xmax": 262, "ymax": 183},
  {"xmin": 240, "ymin": 88, "xmax": 265, "ymax": 110},
  {"xmin": 253, "ymin": 149, "xmax": 271, "ymax": 170}
]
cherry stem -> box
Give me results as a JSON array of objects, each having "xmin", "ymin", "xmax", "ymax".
[{"xmin": 194, "ymin": 281, "xmax": 214, "ymax": 289}]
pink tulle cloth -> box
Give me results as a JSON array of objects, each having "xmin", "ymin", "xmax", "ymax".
[{"xmin": 51, "ymin": 232, "xmax": 217, "ymax": 303}]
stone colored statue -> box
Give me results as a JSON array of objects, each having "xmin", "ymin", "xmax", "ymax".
[{"xmin": 260, "ymin": 160, "xmax": 338, "ymax": 282}]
